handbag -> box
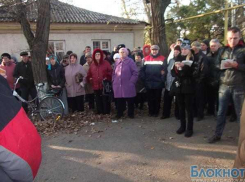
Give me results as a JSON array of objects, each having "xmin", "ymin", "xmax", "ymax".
[{"xmin": 102, "ymin": 79, "xmax": 112, "ymax": 96}]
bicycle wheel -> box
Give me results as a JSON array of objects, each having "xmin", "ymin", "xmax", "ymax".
[{"xmin": 38, "ymin": 96, "xmax": 64, "ymax": 121}]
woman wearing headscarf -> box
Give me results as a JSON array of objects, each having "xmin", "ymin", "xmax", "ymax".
[
  {"xmin": 46, "ymin": 55, "xmax": 68, "ymax": 115},
  {"xmin": 65, "ymin": 53, "xmax": 87, "ymax": 112},
  {"xmin": 112, "ymin": 48, "xmax": 138, "ymax": 119},
  {"xmin": 87, "ymin": 49, "xmax": 112, "ymax": 114}
]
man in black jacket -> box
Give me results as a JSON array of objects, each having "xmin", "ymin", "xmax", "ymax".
[
  {"xmin": 191, "ymin": 41, "xmax": 209, "ymax": 121},
  {"xmin": 80, "ymin": 46, "xmax": 91, "ymax": 66},
  {"xmin": 208, "ymin": 27, "xmax": 245, "ymax": 143},
  {"xmin": 13, "ymin": 52, "xmax": 37, "ymax": 113},
  {"xmin": 206, "ymin": 39, "xmax": 221, "ymax": 116}
]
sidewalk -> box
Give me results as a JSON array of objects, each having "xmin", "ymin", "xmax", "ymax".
[{"xmin": 35, "ymin": 116, "xmax": 239, "ymax": 182}]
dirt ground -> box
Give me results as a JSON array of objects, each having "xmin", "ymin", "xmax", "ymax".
[{"xmin": 34, "ymin": 113, "xmax": 239, "ymax": 182}]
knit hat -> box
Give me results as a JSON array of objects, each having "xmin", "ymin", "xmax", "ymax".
[
  {"xmin": 113, "ymin": 53, "xmax": 120, "ymax": 60},
  {"xmin": 1, "ymin": 53, "xmax": 11, "ymax": 59},
  {"xmin": 191, "ymin": 41, "xmax": 201, "ymax": 49},
  {"xmin": 116, "ymin": 44, "xmax": 126, "ymax": 51},
  {"xmin": 20, "ymin": 51, "xmax": 28, "ymax": 56},
  {"xmin": 174, "ymin": 45, "xmax": 181, "ymax": 52},
  {"xmin": 150, "ymin": 45, "xmax": 160, "ymax": 50},
  {"xmin": 181, "ymin": 44, "xmax": 191, "ymax": 50},
  {"xmin": 202, "ymin": 39, "xmax": 210, "ymax": 47}
]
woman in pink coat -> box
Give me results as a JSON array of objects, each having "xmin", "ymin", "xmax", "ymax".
[{"xmin": 65, "ymin": 53, "xmax": 87, "ymax": 112}]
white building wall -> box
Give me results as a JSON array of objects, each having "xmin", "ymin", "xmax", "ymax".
[{"xmin": 0, "ymin": 32, "xmax": 141, "ymax": 61}]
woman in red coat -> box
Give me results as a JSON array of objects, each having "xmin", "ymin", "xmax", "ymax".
[{"xmin": 87, "ymin": 49, "xmax": 112, "ymax": 114}]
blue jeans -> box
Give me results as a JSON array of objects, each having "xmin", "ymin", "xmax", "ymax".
[{"xmin": 215, "ymin": 84, "xmax": 245, "ymax": 137}]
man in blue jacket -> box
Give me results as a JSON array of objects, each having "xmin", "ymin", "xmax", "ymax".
[{"xmin": 140, "ymin": 45, "xmax": 167, "ymax": 117}]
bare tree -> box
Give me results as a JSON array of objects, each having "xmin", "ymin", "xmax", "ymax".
[
  {"xmin": 0, "ymin": 0, "xmax": 50, "ymax": 84},
  {"xmin": 151, "ymin": 0, "xmax": 171, "ymax": 56}
]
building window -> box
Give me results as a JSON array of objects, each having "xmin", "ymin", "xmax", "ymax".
[
  {"xmin": 92, "ymin": 40, "xmax": 110, "ymax": 51},
  {"xmin": 48, "ymin": 40, "xmax": 66, "ymax": 62}
]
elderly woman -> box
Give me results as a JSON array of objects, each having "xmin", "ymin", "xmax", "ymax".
[
  {"xmin": 65, "ymin": 53, "xmax": 87, "ymax": 113},
  {"xmin": 87, "ymin": 49, "xmax": 112, "ymax": 114},
  {"xmin": 112, "ymin": 48, "xmax": 138, "ymax": 119},
  {"xmin": 83, "ymin": 52, "xmax": 95, "ymax": 110},
  {"xmin": 47, "ymin": 55, "xmax": 69, "ymax": 115}
]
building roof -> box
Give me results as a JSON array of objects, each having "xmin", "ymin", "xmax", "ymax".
[{"xmin": 0, "ymin": 0, "xmax": 140, "ymax": 25}]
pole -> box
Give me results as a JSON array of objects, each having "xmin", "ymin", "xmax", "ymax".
[{"xmin": 224, "ymin": 0, "xmax": 229, "ymax": 45}]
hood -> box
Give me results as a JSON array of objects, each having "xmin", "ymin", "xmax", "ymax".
[
  {"xmin": 226, "ymin": 40, "xmax": 245, "ymax": 48},
  {"xmin": 143, "ymin": 45, "xmax": 151, "ymax": 57},
  {"xmin": 92, "ymin": 48, "xmax": 104, "ymax": 65}
]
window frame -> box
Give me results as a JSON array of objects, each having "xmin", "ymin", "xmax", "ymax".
[{"xmin": 92, "ymin": 39, "xmax": 111, "ymax": 52}]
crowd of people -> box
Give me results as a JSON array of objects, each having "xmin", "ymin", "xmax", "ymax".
[{"xmin": 0, "ymin": 26, "xmax": 245, "ymax": 142}]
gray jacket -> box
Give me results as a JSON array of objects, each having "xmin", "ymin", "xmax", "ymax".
[{"xmin": 166, "ymin": 58, "xmax": 175, "ymax": 91}]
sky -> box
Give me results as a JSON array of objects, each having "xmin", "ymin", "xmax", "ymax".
[{"xmin": 61, "ymin": 0, "xmax": 191, "ymax": 20}]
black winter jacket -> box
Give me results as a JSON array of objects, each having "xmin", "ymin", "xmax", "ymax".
[
  {"xmin": 13, "ymin": 61, "xmax": 35, "ymax": 88},
  {"xmin": 171, "ymin": 55, "xmax": 195, "ymax": 94},
  {"xmin": 218, "ymin": 43, "xmax": 245, "ymax": 86},
  {"xmin": 47, "ymin": 63, "xmax": 65, "ymax": 88},
  {"xmin": 206, "ymin": 50, "xmax": 220, "ymax": 88},
  {"xmin": 192, "ymin": 50, "xmax": 209, "ymax": 84}
]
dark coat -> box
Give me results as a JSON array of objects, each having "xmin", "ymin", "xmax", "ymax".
[
  {"xmin": 218, "ymin": 42, "xmax": 245, "ymax": 86},
  {"xmin": 47, "ymin": 63, "xmax": 65, "ymax": 88},
  {"xmin": 192, "ymin": 50, "xmax": 209, "ymax": 84},
  {"xmin": 171, "ymin": 55, "xmax": 195, "ymax": 94},
  {"xmin": 13, "ymin": 61, "xmax": 35, "ymax": 88},
  {"xmin": 135, "ymin": 60, "xmax": 145, "ymax": 93},
  {"xmin": 80, "ymin": 54, "xmax": 86, "ymax": 66},
  {"xmin": 140, "ymin": 54, "xmax": 167, "ymax": 89},
  {"xmin": 206, "ymin": 50, "xmax": 220, "ymax": 88}
]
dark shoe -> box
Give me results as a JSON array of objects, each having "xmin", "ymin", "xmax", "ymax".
[
  {"xmin": 112, "ymin": 115, "xmax": 121, "ymax": 120},
  {"xmin": 128, "ymin": 115, "xmax": 134, "ymax": 119},
  {"xmin": 196, "ymin": 117, "xmax": 203, "ymax": 122},
  {"xmin": 153, "ymin": 113, "xmax": 159, "ymax": 117},
  {"xmin": 148, "ymin": 114, "xmax": 154, "ymax": 117},
  {"xmin": 161, "ymin": 115, "xmax": 169, "ymax": 119},
  {"xmin": 176, "ymin": 127, "xmax": 186, "ymax": 134},
  {"xmin": 185, "ymin": 130, "xmax": 193, "ymax": 137},
  {"xmin": 229, "ymin": 116, "xmax": 237, "ymax": 122},
  {"xmin": 208, "ymin": 135, "xmax": 221, "ymax": 143}
]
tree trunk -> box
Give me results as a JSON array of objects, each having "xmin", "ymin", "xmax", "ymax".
[
  {"xmin": 16, "ymin": 0, "xmax": 50, "ymax": 84},
  {"xmin": 31, "ymin": 0, "xmax": 50, "ymax": 84},
  {"xmin": 150, "ymin": 0, "xmax": 170, "ymax": 56}
]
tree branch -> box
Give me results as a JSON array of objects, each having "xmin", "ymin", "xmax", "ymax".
[{"xmin": 15, "ymin": 0, "xmax": 34, "ymax": 47}]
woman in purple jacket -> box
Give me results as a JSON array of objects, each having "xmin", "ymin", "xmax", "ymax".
[{"xmin": 112, "ymin": 48, "xmax": 138, "ymax": 119}]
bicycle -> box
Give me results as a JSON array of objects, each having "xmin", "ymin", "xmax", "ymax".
[{"xmin": 13, "ymin": 77, "xmax": 65, "ymax": 121}]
